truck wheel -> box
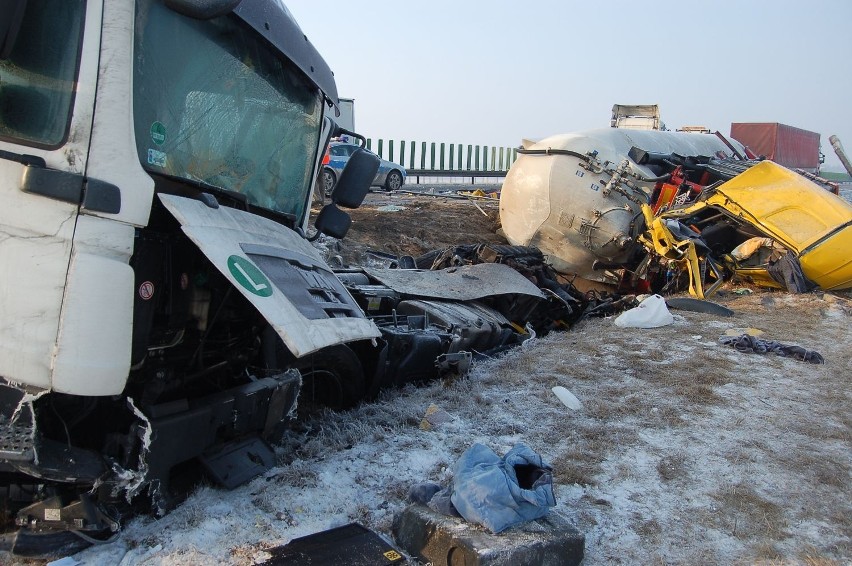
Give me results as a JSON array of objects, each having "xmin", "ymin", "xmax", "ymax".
[
  {"xmin": 384, "ymin": 170, "xmax": 403, "ymax": 191},
  {"xmin": 295, "ymin": 345, "xmax": 365, "ymax": 412}
]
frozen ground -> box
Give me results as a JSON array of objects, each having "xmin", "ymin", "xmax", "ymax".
[{"xmin": 9, "ymin": 290, "xmax": 849, "ymax": 566}]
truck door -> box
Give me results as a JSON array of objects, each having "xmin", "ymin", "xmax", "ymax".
[{"xmin": 0, "ymin": 1, "xmax": 100, "ymax": 390}]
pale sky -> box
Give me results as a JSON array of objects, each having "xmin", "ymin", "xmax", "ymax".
[{"xmin": 287, "ymin": 0, "xmax": 852, "ymax": 172}]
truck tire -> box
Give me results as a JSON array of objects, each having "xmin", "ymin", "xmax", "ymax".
[{"xmin": 294, "ymin": 344, "xmax": 365, "ymax": 412}]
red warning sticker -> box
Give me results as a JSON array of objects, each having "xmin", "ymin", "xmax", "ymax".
[{"xmin": 139, "ymin": 281, "xmax": 155, "ymax": 300}]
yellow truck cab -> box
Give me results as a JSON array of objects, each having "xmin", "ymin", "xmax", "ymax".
[{"xmin": 663, "ymin": 161, "xmax": 852, "ymax": 291}]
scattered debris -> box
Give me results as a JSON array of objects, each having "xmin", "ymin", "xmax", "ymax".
[
  {"xmin": 419, "ymin": 404, "xmax": 453, "ymax": 431},
  {"xmin": 665, "ymin": 296, "xmax": 735, "ymax": 317},
  {"xmin": 718, "ymin": 334, "xmax": 824, "ymax": 364},
  {"xmin": 413, "ymin": 243, "xmax": 629, "ymax": 332},
  {"xmin": 469, "ymin": 198, "xmax": 489, "ymax": 217},
  {"xmin": 723, "ymin": 327, "xmax": 764, "ymax": 337},
  {"xmin": 614, "ymin": 294, "xmax": 674, "ymax": 328},
  {"xmin": 375, "ymin": 205, "xmax": 406, "ymax": 212},
  {"xmin": 458, "ymin": 189, "xmax": 500, "ymax": 199},
  {"xmin": 551, "ymin": 386, "xmax": 583, "ymax": 411},
  {"xmin": 435, "ymin": 352, "xmax": 473, "ymax": 380},
  {"xmin": 257, "ymin": 523, "xmax": 405, "ymax": 565}
]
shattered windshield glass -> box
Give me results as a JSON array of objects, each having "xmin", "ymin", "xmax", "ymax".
[{"xmin": 133, "ymin": 0, "xmax": 322, "ymax": 219}]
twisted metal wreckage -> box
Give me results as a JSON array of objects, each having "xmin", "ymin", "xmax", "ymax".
[{"xmin": 498, "ymin": 128, "xmax": 852, "ymax": 298}]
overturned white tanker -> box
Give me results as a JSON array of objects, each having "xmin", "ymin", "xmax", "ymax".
[{"xmin": 499, "ymin": 128, "xmax": 747, "ymax": 288}]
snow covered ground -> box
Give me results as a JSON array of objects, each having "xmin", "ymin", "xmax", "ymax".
[{"xmin": 10, "ymin": 290, "xmax": 848, "ymax": 566}]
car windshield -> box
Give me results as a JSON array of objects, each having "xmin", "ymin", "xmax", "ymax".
[
  {"xmin": 133, "ymin": 0, "xmax": 322, "ymax": 219},
  {"xmin": 330, "ymin": 144, "xmax": 356, "ymax": 157}
]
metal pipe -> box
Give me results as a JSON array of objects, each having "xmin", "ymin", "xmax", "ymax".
[{"xmin": 829, "ymin": 135, "xmax": 852, "ymax": 178}]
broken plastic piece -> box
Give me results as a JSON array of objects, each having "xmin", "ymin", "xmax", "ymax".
[
  {"xmin": 665, "ymin": 297, "xmax": 734, "ymax": 317},
  {"xmin": 732, "ymin": 288, "xmax": 754, "ymax": 295},
  {"xmin": 420, "ymin": 404, "xmax": 453, "ymax": 430},
  {"xmin": 551, "ymin": 386, "xmax": 582, "ymax": 411}
]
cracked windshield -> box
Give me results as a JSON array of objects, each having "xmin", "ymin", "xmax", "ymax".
[{"xmin": 133, "ymin": 0, "xmax": 322, "ymax": 219}]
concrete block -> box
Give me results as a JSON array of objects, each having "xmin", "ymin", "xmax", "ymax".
[{"xmin": 392, "ymin": 504, "xmax": 584, "ymax": 566}]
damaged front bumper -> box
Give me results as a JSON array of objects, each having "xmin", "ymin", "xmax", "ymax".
[{"xmin": 0, "ymin": 369, "xmax": 301, "ymax": 556}]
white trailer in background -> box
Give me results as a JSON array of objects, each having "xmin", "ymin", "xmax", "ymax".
[
  {"xmin": 336, "ymin": 97, "xmax": 355, "ymax": 132},
  {"xmin": 610, "ymin": 104, "xmax": 661, "ymax": 131}
]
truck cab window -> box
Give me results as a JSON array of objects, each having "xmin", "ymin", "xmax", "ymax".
[
  {"xmin": 133, "ymin": 0, "xmax": 323, "ymax": 220},
  {"xmin": 0, "ymin": 0, "xmax": 85, "ymax": 147}
]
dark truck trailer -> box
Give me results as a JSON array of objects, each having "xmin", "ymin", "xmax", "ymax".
[{"xmin": 730, "ymin": 122, "xmax": 822, "ymax": 173}]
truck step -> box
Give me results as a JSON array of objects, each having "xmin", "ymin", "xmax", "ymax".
[
  {"xmin": 0, "ymin": 420, "xmax": 34, "ymax": 461},
  {"xmin": 199, "ymin": 436, "xmax": 275, "ymax": 489}
]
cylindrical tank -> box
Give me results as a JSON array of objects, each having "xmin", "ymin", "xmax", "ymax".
[{"xmin": 499, "ymin": 128, "xmax": 744, "ymax": 284}]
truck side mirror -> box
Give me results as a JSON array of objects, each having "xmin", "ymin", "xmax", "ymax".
[
  {"xmin": 314, "ymin": 203, "xmax": 352, "ymax": 239},
  {"xmin": 331, "ymin": 148, "xmax": 379, "ymax": 209}
]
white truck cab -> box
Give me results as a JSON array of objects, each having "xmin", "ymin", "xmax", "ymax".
[{"xmin": 0, "ymin": 0, "xmax": 380, "ymax": 554}]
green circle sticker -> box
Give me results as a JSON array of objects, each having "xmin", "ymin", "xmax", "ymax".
[
  {"xmin": 227, "ymin": 255, "xmax": 273, "ymax": 297},
  {"xmin": 150, "ymin": 121, "xmax": 166, "ymax": 146}
]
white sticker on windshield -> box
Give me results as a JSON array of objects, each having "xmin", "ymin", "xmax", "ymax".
[{"xmin": 148, "ymin": 149, "xmax": 167, "ymax": 168}]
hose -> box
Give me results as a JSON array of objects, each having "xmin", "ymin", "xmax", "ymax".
[
  {"xmin": 516, "ymin": 147, "xmax": 589, "ymax": 159},
  {"xmin": 517, "ymin": 147, "xmax": 670, "ymax": 184},
  {"xmin": 633, "ymin": 172, "xmax": 671, "ymax": 183},
  {"xmin": 71, "ymin": 529, "xmax": 121, "ymax": 545}
]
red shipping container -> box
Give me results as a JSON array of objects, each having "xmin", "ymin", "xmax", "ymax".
[{"xmin": 730, "ymin": 123, "xmax": 821, "ymax": 171}]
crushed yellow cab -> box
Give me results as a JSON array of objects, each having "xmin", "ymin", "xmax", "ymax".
[{"xmin": 651, "ymin": 161, "xmax": 852, "ymax": 295}]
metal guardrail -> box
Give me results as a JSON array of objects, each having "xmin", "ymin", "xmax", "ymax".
[
  {"xmin": 366, "ymin": 138, "xmax": 518, "ymax": 175},
  {"xmin": 405, "ymin": 169, "xmax": 506, "ymax": 184}
]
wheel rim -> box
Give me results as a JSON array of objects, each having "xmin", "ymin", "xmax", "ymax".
[
  {"xmin": 323, "ymin": 171, "xmax": 335, "ymax": 195},
  {"xmin": 388, "ymin": 172, "xmax": 401, "ymax": 190}
]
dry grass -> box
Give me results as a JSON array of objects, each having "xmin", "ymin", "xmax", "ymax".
[{"xmin": 710, "ymin": 484, "xmax": 786, "ymax": 539}]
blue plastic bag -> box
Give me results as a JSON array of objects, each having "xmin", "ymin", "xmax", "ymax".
[{"xmin": 450, "ymin": 443, "xmax": 556, "ymax": 533}]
